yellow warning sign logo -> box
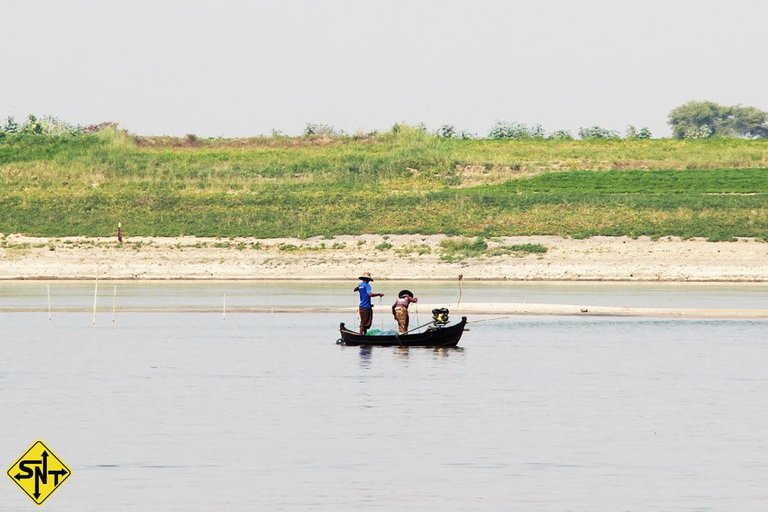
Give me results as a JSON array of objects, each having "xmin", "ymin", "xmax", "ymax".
[{"xmin": 7, "ymin": 440, "xmax": 71, "ymax": 505}]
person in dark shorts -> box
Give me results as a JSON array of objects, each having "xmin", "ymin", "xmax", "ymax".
[{"xmin": 354, "ymin": 272, "xmax": 383, "ymax": 334}]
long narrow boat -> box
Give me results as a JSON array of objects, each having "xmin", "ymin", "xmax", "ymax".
[{"xmin": 338, "ymin": 316, "xmax": 468, "ymax": 347}]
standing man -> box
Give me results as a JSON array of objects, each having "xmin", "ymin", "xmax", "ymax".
[{"xmin": 354, "ymin": 272, "xmax": 383, "ymax": 335}]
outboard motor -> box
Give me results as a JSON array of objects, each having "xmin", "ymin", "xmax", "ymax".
[{"xmin": 432, "ymin": 308, "xmax": 450, "ymax": 325}]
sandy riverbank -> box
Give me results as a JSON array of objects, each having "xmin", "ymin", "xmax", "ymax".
[{"xmin": 1, "ymin": 234, "xmax": 767, "ymax": 282}]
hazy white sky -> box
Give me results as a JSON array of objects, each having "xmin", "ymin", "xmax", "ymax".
[{"xmin": 3, "ymin": 0, "xmax": 767, "ymax": 137}]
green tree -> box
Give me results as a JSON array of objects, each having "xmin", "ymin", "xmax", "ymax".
[
  {"xmin": 578, "ymin": 126, "xmax": 620, "ymax": 139},
  {"xmin": 729, "ymin": 105, "xmax": 768, "ymax": 138},
  {"xmin": 668, "ymin": 100, "xmax": 768, "ymax": 139},
  {"xmin": 488, "ymin": 121, "xmax": 544, "ymax": 139},
  {"xmin": 625, "ymin": 125, "xmax": 653, "ymax": 139},
  {"xmin": 637, "ymin": 127, "xmax": 652, "ymax": 139},
  {"xmin": 4, "ymin": 116, "xmax": 18, "ymax": 133},
  {"xmin": 21, "ymin": 114, "xmax": 43, "ymax": 134},
  {"xmin": 435, "ymin": 124, "xmax": 457, "ymax": 138}
]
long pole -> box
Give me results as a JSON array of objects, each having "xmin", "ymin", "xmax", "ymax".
[
  {"xmin": 223, "ymin": 293, "xmax": 226, "ymax": 320},
  {"xmin": 399, "ymin": 320, "xmax": 436, "ymax": 336},
  {"xmin": 466, "ymin": 316, "xmax": 510, "ymax": 324},
  {"xmin": 92, "ymin": 271, "xmax": 98, "ymax": 325},
  {"xmin": 47, "ymin": 283, "xmax": 51, "ymax": 320}
]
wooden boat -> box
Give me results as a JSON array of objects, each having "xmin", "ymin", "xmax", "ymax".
[{"xmin": 338, "ymin": 316, "xmax": 468, "ymax": 347}]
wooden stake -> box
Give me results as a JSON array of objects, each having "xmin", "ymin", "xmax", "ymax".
[
  {"xmin": 457, "ymin": 273, "xmax": 464, "ymax": 313},
  {"xmin": 47, "ymin": 283, "xmax": 51, "ymax": 320}
]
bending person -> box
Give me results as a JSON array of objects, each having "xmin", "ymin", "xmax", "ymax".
[{"xmin": 393, "ymin": 289, "xmax": 418, "ymax": 334}]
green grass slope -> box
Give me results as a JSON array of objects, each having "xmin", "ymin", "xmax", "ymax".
[{"xmin": 1, "ymin": 127, "xmax": 767, "ymax": 240}]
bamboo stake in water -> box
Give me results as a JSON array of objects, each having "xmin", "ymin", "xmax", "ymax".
[
  {"xmin": 456, "ymin": 273, "xmax": 464, "ymax": 313},
  {"xmin": 223, "ymin": 292, "xmax": 227, "ymax": 320},
  {"xmin": 112, "ymin": 285, "xmax": 117, "ymax": 324},
  {"xmin": 92, "ymin": 271, "xmax": 98, "ymax": 325},
  {"xmin": 47, "ymin": 283, "xmax": 51, "ymax": 320}
]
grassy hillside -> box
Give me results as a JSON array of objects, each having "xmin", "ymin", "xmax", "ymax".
[{"xmin": 1, "ymin": 127, "xmax": 767, "ymax": 240}]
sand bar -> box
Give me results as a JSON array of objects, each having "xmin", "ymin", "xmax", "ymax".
[
  {"xmin": 2, "ymin": 234, "xmax": 767, "ymax": 282},
  {"xmin": 4, "ymin": 302, "xmax": 767, "ymax": 319}
]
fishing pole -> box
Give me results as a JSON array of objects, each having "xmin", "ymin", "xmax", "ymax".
[
  {"xmin": 466, "ymin": 316, "xmax": 511, "ymax": 324},
  {"xmin": 352, "ymin": 290, "xmax": 358, "ymax": 324},
  {"xmin": 378, "ymin": 295, "xmax": 384, "ymax": 330},
  {"xmin": 397, "ymin": 320, "xmax": 437, "ymax": 336}
]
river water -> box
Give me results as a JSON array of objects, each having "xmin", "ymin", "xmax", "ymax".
[{"xmin": 1, "ymin": 282, "xmax": 767, "ymax": 511}]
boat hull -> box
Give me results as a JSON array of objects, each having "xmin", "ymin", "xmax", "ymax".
[{"xmin": 338, "ymin": 317, "xmax": 468, "ymax": 347}]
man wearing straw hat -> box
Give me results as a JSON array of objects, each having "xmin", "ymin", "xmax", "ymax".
[{"xmin": 353, "ymin": 272, "xmax": 383, "ymax": 335}]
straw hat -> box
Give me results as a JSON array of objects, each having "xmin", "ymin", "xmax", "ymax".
[{"xmin": 358, "ymin": 272, "xmax": 374, "ymax": 282}]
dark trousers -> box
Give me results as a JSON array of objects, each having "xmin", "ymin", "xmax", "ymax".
[{"xmin": 359, "ymin": 307, "xmax": 373, "ymax": 334}]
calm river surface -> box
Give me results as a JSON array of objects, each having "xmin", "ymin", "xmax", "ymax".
[{"xmin": 1, "ymin": 282, "xmax": 767, "ymax": 511}]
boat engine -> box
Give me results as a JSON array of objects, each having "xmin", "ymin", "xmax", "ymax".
[{"xmin": 432, "ymin": 308, "xmax": 450, "ymax": 325}]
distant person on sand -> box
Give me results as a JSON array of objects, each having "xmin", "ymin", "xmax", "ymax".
[
  {"xmin": 392, "ymin": 289, "xmax": 418, "ymax": 334},
  {"xmin": 354, "ymin": 272, "xmax": 383, "ymax": 335}
]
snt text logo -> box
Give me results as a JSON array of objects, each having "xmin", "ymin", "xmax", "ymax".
[{"xmin": 7, "ymin": 440, "xmax": 71, "ymax": 505}]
